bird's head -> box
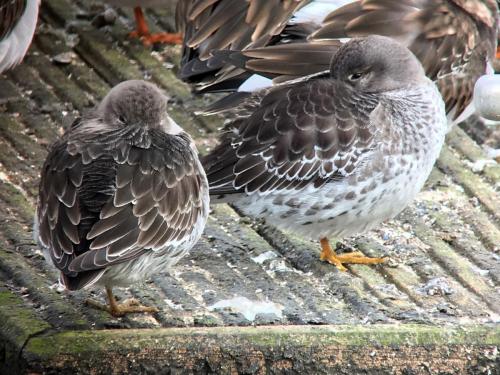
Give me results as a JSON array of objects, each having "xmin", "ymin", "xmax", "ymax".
[
  {"xmin": 97, "ymin": 80, "xmax": 182, "ymax": 134},
  {"xmin": 329, "ymin": 35, "xmax": 427, "ymax": 93}
]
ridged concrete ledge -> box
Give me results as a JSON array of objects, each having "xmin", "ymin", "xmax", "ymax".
[
  {"xmin": 1, "ymin": 290, "xmax": 499, "ymax": 374},
  {"xmin": 17, "ymin": 324, "xmax": 500, "ymax": 374},
  {"xmin": 1, "ymin": 1, "xmax": 500, "ymax": 374}
]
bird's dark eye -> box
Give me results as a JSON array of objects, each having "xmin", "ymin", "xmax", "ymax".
[
  {"xmin": 118, "ymin": 115, "xmax": 126, "ymax": 124},
  {"xmin": 348, "ymin": 72, "xmax": 363, "ymax": 81}
]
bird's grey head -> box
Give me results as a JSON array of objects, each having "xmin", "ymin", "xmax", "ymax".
[
  {"xmin": 329, "ymin": 35, "xmax": 427, "ymax": 93},
  {"xmin": 97, "ymin": 80, "xmax": 180, "ymax": 133}
]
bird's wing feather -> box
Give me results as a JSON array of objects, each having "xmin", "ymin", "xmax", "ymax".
[
  {"xmin": 202, "ymin": 77, "xmax": 380, "ymax": 196},
  {"xmin": 178, "ymin": 0, "xmax": 307, "ymax": 85},
  {"xmin": 37, "ymin": 124, "xmax": 207, "ymax": 288},
  {"xmin": 214, "ymin": 0, "xmax": 497, "ymax": 119}
]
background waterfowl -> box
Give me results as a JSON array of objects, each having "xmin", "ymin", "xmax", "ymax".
[
  {"xmin": 179, "ymin": 0, "xmax": 499, "ymax": 126},
  {"xmin": 177, "ymin": 0, "xmax": 309, "ymax": 88}
]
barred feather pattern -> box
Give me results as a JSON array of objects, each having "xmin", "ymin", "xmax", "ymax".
[
  {"xmin": 203, "ymin": 77, "xmax": 447, "ymax": 239},
  {"xmin": 178, "ymin": 0, "xmax": 308, "ymax": 88},
  {"xmin": 233, "ymin": 0, "xmax": 498, "ymax": 122},
  {"xmin": 36, "ymin": 120, "xmax": 209, "ymax": 290},
  {"xmin": 313, "ymin": 0, "xmax": 498, "ymax": 122}
]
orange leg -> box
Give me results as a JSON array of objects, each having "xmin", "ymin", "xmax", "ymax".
[
  {"xmin": 85, "ymin": 286, "xmax": 158, "ymax": 317},
  {"xmin": 129, "ymin": 7, "xmax": 150, "ymax": 38},
  {"xmin": 129, "ymin": 7, "xmax": 183, "ymax": 46},
  {"xmin": 319, "ymin": 238, "xmax": 386, "ymax": 271}
]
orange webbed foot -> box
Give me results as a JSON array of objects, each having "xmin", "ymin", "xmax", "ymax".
[
  {"xmin": 319, "ymin": 238, "xmax": 386, "ymax": 271},
  {"xmin": 141, "ymin": 32, "xmax": 183, "ymax": 46},
  {"xmin": 86, "ymin": 287, "xmax": 158, "ymax": 317}
]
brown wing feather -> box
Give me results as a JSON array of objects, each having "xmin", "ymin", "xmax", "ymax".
[
  {"xmin": 207, "ymin": 0, "xmax": 497, "ymax": 119},
  {"xmin": 178, "ymin": 0, "xmax": 307, "ymax": 85},
  {"xmin": 37, "ymin": 124, "xmax": 207, "ymax": 290},
  {"xmin": 37, "ymin": 134, "xmax": 106, "ymax": 291},
  {"xmin": 223, "ymin": 42, "xmax": 340, "ymax": 82},
  {"xmin": 202, "ymin": 77, "xmax": 380, "ymax": 196},
  {"xmin": 0, "ymin": 0, "xmax": 26, "ymax": 41}
]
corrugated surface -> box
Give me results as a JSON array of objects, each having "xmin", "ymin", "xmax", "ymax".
[{"xmin": 0, "ymin": 1, "xmax": 499, "ymax": 371}]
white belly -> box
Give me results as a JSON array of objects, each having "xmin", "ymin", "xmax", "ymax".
[
  {"xmin": 235, "ymin": 146, "xmax": 443, "ymax": 241},
  {"xmin": 97, "ymin": 245, "xmax": 188, "ymax": 287}
]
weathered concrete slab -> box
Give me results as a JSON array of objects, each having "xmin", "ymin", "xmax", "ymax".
[{"xmin": 0, "ymin": 0, "xmax": 499, "ymax": 373}]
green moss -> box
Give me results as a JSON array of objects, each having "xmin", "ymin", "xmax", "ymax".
[
  {"xmin": 0, "ymin": 290, "xmax": 51, "ymax": 349},
  {"xmin": 193, "ymin": 314, "xmax": 221, "ymax": 327},
  {"xmin": 27, "ymin": 49, "xmax": 93, "ymax": 111},
  {"xmin": 24, "ymin": 324, "xmax": 500, "ymax": 360},
  {"xmin": 35, "ymin": 34, "xmax": 111, "ymax": 101},
  {"xmin": 0, "ymin": 181, "xmax": 34, "ymax": 222},
  {"xmin": 0, "ymin": 250, "xmax": 90, "ymax": 327},
  {"xmin": 412, "ymin": 221, "xmax": 496, "ymax": 305},
  {"xmin": 75, "ymin": 30, "xmax": 144, "ymax": 86},
  {"xmin": 446, "ymin": 127, "xmax": 500, "ymax": 184},
  {"xmin": 437, "ymin": 147, "xmax": 500, "ymax": 220},
  {"xmin": 0, "ymin": 114, "xmax": 47, "ymax": 164},
  {"xmin": 40, "ymin": 0, "xmax": 77, "ymax": 26}
]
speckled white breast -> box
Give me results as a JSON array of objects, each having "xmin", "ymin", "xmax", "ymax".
[
  {"xmin": 234, "ymin": 83, "xmax": 447, "ymax": 240},
  {"xmin": 0, "ymin": 0, "xmax": 40, "ymax": 73}
]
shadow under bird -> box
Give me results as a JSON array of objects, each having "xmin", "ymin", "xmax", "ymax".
[
  {"xmin": 35, "ymin": 80, "xmax": 209, "ymax": 317},
  {"xmin": 0, "ymin": 0, "xmax": 40, "ymax": 73},
  {"xmin": 202, "ymin": 35, "xmax": 448, "ymax": 270}
]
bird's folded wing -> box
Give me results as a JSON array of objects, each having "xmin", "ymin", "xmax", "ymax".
[
  {"xmin": 203, "ymin": 78, "xmax": 380, "ymax": 196},
  {"xmin": 37, "ymin": 138, "xmax": 84, "ymax": 274},
  {"xmin": 223, "ymin": 0, "xmax": 496, "ymax": 120},
  {"xmin": 207, "ymin": 42, "xmax": 340, "ymax": 90},
  {"xmin": 38, "ymin": 130, "xmax": 207, "ymax": 275}
]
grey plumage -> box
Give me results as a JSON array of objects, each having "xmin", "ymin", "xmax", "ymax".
[
  {"xmin": 203, "ymin": 36, "xmax": 447, "ymax": 251},
  {"xmin": 36, "ymin": 80, "xmax": 209, "ymax": 296},
  {"xmin": 309, "ymin": 0, "xmax": 499, "ymax": 123}
]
